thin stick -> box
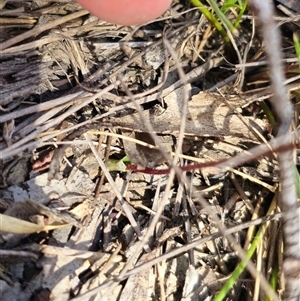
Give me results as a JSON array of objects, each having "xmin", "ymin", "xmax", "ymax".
[
  {"xmin": 71, "ymin": 210, "xmax": 286, "ymax": 301},
  {"xmin": 249, "ymin": 0, "xmax": 300, "ymax": 299}
]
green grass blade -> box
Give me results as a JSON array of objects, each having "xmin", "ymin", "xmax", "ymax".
[
  {"xmin": 213, "ymin": 229, "xmax": 262, "ymax": 301},
  {"xmin": 293, "ymin": 32, "xmax": 300, "ymax": 63},
  {"xmin": 207, "ymin": 0, "xmax": 238, "ymax": 35},
  {"xmin": 189, "ymin": 0, "xmax": 230, "ymax": 42},
  {"xmin": 260, "ymin": 101, "xmax": 276, "ymax": 127},
  {"xmin": 265, "ymin": 263, "xmax": 278, "ymax": 301},
  {"xmin": 221, "ymin": 0, "xmax": 240, "ymax": 13},
  {"xmin": 214, "ymin": 198, "xmax": 278, "ymax": 301},
  {"xmin": 234, "ymin": 0, "xmax": 248, "ymax": 28}
]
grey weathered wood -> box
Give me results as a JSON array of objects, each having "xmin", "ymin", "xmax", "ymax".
[{"xmin": 110, "ymin": 92, "xmax": 265, "ymax": 141}]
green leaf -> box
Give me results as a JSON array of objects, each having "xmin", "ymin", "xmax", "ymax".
[
  {"xmin": 107, "ymin": 159, "xmax": 127, "ymax": 172},
  {"xmin": 293, "ymin": 32, "xmax": 300, "ymax": 63}
]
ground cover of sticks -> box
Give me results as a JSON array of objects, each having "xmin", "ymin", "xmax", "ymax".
[{"xmin": 1, "ymin": 0, "xmax": 300, "ymax": 300}]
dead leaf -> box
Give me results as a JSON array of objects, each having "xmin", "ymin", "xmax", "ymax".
[
  {"xmin": 121, "ymin": 131, "xmax": 173, "ymax": 168},
  {"xmin": 0, "ymin": 213, "xmax": 70, "ymax": 234}
]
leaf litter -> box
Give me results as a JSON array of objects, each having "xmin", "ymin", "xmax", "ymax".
[{"xmin": 0, "ymin": 1, "xmax": 300, "ymax": 300}]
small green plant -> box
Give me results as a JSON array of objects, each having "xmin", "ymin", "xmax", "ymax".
[
  {"xmin": 189, "ymin": 0, "xmax": 248, "ymax": 42},
  {"xmin": 293, "ymin": 32, "xmax": 300, "ymax": 63}
]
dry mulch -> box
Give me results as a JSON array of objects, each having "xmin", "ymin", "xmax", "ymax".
[{"xmin": 0, "ymin": 1, "xmax": 300, "ymax": 300}]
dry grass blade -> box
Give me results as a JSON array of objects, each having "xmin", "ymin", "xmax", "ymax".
[
  {"xmin": 2, "ymin": 1, "xmax": 300, "ymax": 301},
  {"xmin": 83, "ymin": 133, "xmax": 151, "ymax": 253},
  {"xmin": 0, "ymin": 9, "xmax": 89, "ymax": 50}
]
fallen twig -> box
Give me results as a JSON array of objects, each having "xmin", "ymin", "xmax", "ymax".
[{"xmin": 249, "ymin": 0, "xmax": 300, "ymax": 299}]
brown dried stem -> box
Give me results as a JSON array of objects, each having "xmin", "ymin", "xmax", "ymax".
[{"xmin": 249, "ymin": 0, "xmax": 300, "ymax": 299}]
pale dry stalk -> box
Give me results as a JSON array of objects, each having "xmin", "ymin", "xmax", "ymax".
[{"xmin": 249, "ymin": 0, "xmax": 300, "ymax": 299}]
